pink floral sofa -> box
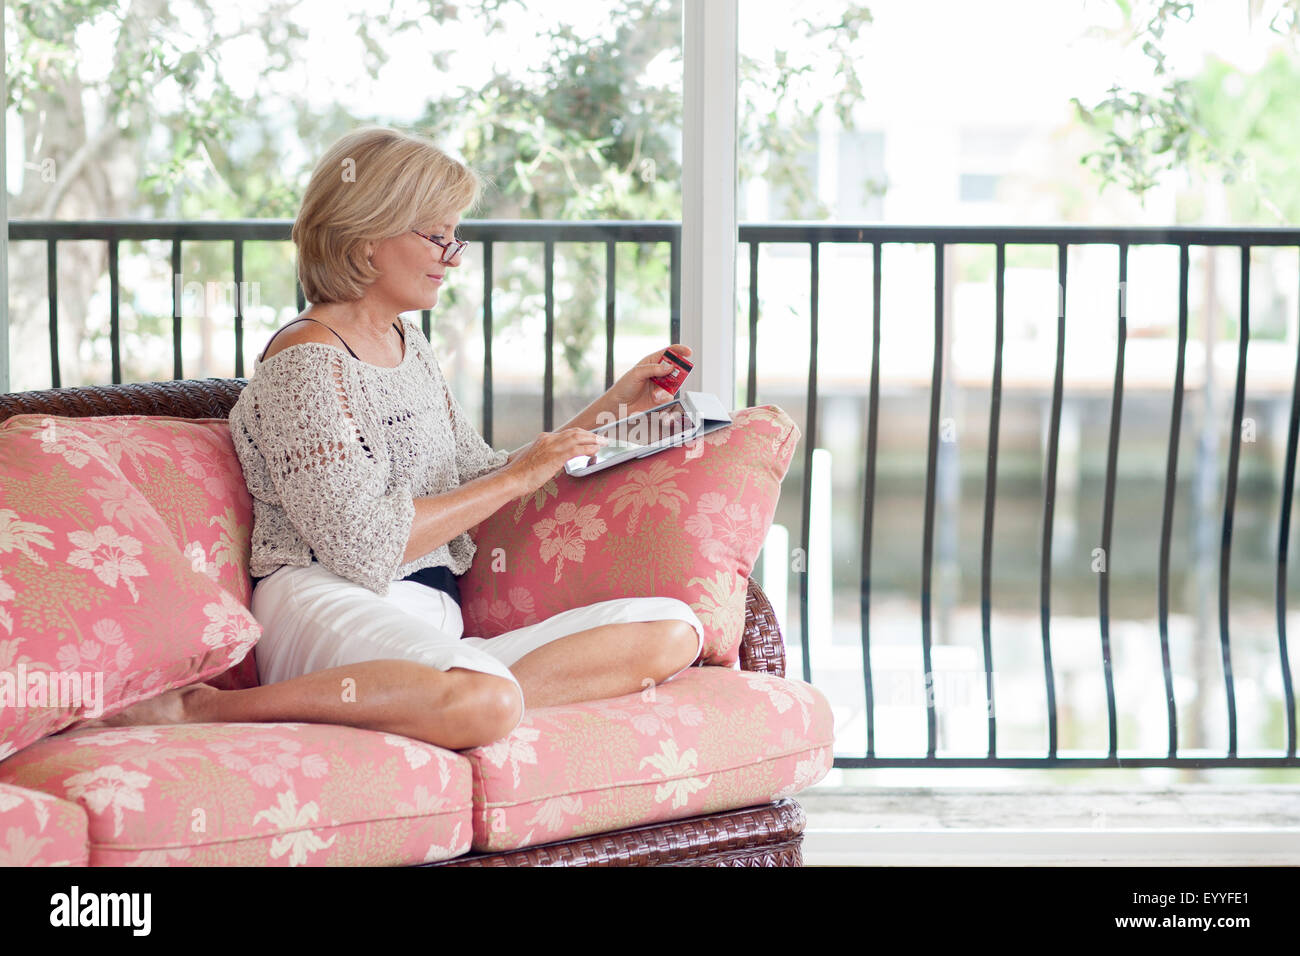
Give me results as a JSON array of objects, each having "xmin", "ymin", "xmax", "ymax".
[{"xmin": 0, "ymin": 378, "xmax": 833, "ymax": 866}]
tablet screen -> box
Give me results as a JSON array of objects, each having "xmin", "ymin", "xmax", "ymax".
[{"xmin": 578, "ymin": 399, "xmax": 694, "ymax": 469}]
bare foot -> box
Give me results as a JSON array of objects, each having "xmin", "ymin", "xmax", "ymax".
[{"xmin": 64, "ymin": 683, "xmax": 221, "ymax": 733}]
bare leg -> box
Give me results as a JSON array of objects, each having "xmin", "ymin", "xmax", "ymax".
[
  {"xmin": 508, "ymin": 619, "xmax": 700, "ymax": 709},
  {"xmin": 64, "ymin": 660, "xmax": 521, "ymax": 751},
  {"xmin": 64, "ymin": 621, "xmax": 697, "ymax": 746}
]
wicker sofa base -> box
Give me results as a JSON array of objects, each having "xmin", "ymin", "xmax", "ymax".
[{"xmin": 423, "ymin": 799, "xmax": 805, "ymax": 866}]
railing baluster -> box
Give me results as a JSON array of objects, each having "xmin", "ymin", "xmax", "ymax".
[
  {"xmin": 47, "ymin": 239, "xmax": 60, "ymax": 388},
  {"xmin": 296, "ymin": 279, "xmax": 306, "ymax": 314},
  {"xmin": 108, "ymin": 238, "xmax": 121, "ymax": 385},
  {"xmin": 746, "ymin": 241, "xmax": 759, "ymax": 409},
  {"xmin": 861, "ymin": 241, "xmax": 882, "ymax": 757},
  {"xmin": 421, "ymin": 310, "xmax": 431, "ymax": 341},
  {"xmin": 920, "ymin": 242, "xmax": 943, "ymax": 757},
  {"xmin": 1158, "ymin": 244, "xmax": 1190, "ymax": 759},
  {"xmin": 1275, "ymin": 246, "xmax": 1300, "ymax": 759},
  {"xmin": 1098, "ymin": 243, "xmax": 1127, "ymax": 759},
  {"xmin": 1218, "ymin": 246, "xmax": 1249, "ymax": 757},
  {"xmin": 797, "ymin": 240, "xmax": 819, "ymax": 686},
  {"xmin": 543, "ymin": 239, "xmax": 555, "ymax": 432},
  {"xmin": 482, "ymin": 240, "xmax": 494, "ymax": 445},
  {"xmin": 981, "ymin": 242, "xmax": 1006, "ymax": 757},
  {"xmin": 1039, "ymin": 243, "xmax": 1067, "ymax": 758},
  {"xmin": 605, "ymin": 240, "xmax": 616, "ymax": 391},
  {"xmin": 233, "ymin": 238, "xmax": 244, "ymax": 379},
  {"xmin": 171, "ymin": 239, "xmax": 182, "ymax": 380}
]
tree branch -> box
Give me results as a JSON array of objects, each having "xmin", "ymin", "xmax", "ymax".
[{"xmin": 38, "ymin": 119, "xmax": 121, "ymax": 219}]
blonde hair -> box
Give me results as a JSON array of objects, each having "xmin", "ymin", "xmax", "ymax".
[{"xmin": 291, "ymin": 126, "xmax": 481, "ymax": 304}]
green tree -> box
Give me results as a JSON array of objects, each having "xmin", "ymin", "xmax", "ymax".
[
  {"xmin": 6, "ymin": 0, "xmax": 871, "ymax": 389},
  {"xmin": 1070, "ymin": 0, "xmax": 1300, "ymax": 222}
]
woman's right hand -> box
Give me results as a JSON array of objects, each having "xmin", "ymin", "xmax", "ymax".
[{"xmin": 505, "ymin": 428, "xmax": 609, "ymax": 494}]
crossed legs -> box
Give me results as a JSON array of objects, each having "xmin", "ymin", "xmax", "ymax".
[{"xmin": 68, "ymin": 610, "xmax": 701, "ymax": 752}]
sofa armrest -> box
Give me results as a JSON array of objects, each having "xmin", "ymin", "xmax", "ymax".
[{"xmin": 740, "ymin": 578, "xmax": 786, "ymax": 677}]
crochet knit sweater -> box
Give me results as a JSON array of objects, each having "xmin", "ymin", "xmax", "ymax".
[{"xmin": 228, "ymin": 315, "xmax": 510, "ymax": 596}]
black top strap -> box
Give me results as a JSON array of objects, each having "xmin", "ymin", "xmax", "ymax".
[{"xmin": 259, "ymin": 317, "xmax": 404, "ymax": 362}]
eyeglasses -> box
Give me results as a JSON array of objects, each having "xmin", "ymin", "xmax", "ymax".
[{"xmin": 411, "ymin": 228, "xmax": 468, "ymax": 263}]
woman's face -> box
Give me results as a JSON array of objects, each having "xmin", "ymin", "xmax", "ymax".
[{"xmin": 367, "ymin": 215, "xmax": 462, "ymax": 313}]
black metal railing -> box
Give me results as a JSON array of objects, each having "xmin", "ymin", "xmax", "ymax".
[
  {"xmin": 9, "ymin": 219, "xmax": 1300, "ymax": 769},
  {"xmin": 738, "ymin": 223, "xmax": 1300, "ymax": 769},
  {"xmin": 7, "ymin": 219, "xmax": 680, "ymax": 442}
]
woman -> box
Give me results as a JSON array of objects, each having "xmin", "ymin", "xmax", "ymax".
[{"xmin": 89, "ymin": 126, "xmax": 703, "ymax": 749}]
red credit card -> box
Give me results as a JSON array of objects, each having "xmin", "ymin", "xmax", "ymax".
[{"xmin": 650, "ymin": 348, "xmax": 693, "ymax": 396}]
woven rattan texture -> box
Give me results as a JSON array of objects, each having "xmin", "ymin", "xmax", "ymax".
[
  {"xmin": 0, "ymin": 377, "xmax": 249, "ymax": 422},
  {"xmin": 738, "ymin": 577, "xmax": 786, "ymax": 677},
  {"xmin": 426, "ymin": 799, "xmax": 805, "ymax": 867}
]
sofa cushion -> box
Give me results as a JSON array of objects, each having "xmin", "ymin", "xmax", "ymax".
[
  {"xmin": 462, "ymin": 666, "xmax": 833, "ymax": 853},
  {"xmin": 0, "ymin": 415, "xmax": 260, "ymax": 758},
  {"xmin": 0, "ymin": 781, "xmax": 89, "ymax": 865},
  {"xmin": 2, "ymin": 413, "xmax": 261, "ymax": 691},
  {"xmin": 0, "ymin": 723, "xmax": 474, "ymax": 865},
  {"xmin": 4, "ymin": 415, "xmax": 257, "ymax": 606},
  {"xmin": 459, "ymin": 405, "xmax": 799, "ymax": 666}
]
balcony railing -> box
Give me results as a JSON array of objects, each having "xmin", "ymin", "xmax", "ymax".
[
  {"xmin": 8, "ymin": 218, "xmax": 1300, "ymax": 770},
  {"xmin": 7, "ymin": 219, "xmax": 681, "ymax": 439}
]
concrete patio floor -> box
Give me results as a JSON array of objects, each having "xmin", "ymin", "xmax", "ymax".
[{"xmin": 799, "ymin": 785, "xmax": 1300, "ymax": 865}]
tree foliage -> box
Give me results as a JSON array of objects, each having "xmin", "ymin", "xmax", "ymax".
[
  {"xmin": 1071, "ymin": 0, "xmax": 1300, "ymax": 220},
  {"xmin": 12, "ymin": 0, "xmax": 1296, "ymax": 387},
  {"xmin": 7, "ymin": 0, "xmax": 873, "ymax": 388}
]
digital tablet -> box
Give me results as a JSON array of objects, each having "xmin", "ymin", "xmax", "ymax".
[{"xmin": 564, "ymin": 390, "xmax": 732, "ymax": 477}]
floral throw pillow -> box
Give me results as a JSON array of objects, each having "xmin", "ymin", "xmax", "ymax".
[
  {"xmin": 5, "ymin": 414, "xmax": 262, "ymax": 691},
  {"xmin": 459, "ymin": 405, "xmax": 800, "ymax": 666},
  {"xmin": 0, "ymin": 415, "xmax": 261, "ymax": 760}
]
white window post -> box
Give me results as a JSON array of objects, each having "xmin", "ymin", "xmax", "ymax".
[
  {"xmin": 682, "ymin": 0, "xmax": 738, "ymax": 410},
  {"xmin": 2, "ymin": 6, "xmax": 9, "ymax": 395}
]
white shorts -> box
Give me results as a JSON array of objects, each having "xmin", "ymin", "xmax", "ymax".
[{"xmin": 249, "ymin": 563, "xmax": 706, "ymax": 716}]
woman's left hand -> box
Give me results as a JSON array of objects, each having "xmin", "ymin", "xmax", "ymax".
[{"xmin": 602, "ymin": 344, "xmax": 693, "ymax": 418}]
